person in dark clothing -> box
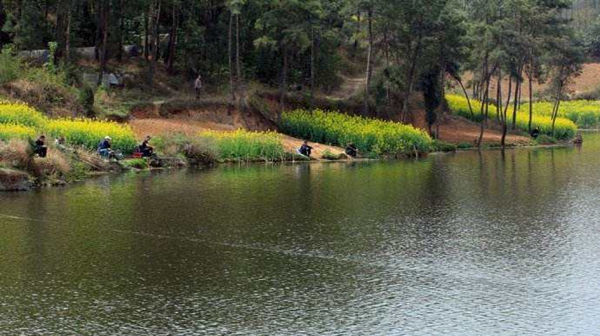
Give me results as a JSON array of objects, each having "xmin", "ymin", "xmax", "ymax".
[
  {"xmin": 97, "ymin": 136, "xmax": 113, "ymax": 158},
  {"xmin": 139, "ymin": 135, "xmax": 154, "ymax": 157},
  {"xmin": 530, "ymin": 127, "xmax": 540, "ymax": 139},
  {"xmin": 299, "ymin": 141, "xmax": 313, "ymax": 157},
  {"xmin": 34, "ymin": 135, "xmax": 47, "ymax": 158},
  {"xmin": 345, "ymin": 143, "xmax": 358, "ymax": 158}
]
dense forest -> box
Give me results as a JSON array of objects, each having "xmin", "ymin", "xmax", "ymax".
[{"xmin": 0, "ymin": 0, "xmax": 590, "ymax": 138}]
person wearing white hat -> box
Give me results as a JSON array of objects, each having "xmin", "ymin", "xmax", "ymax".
[{"xmin": 98, "ymin": 136, "xmax": 113, "ymax": 158}]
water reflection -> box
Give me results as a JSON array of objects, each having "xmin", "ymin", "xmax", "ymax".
[{"xmin": 1, "ymin": 135, "xmax": 600, "ymax": 335}]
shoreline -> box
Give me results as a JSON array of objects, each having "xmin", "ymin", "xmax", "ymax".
[{"xmin": 1, "ymin": 139, "xmax": 578, "ymax": 192}]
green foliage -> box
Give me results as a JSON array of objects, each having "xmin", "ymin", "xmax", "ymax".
[
  {"xmin": 201, "ymin": 130, "xmax": 286, "ymax": 161},
  {"xmin": 79, "ymin": 85, "xmax": 95, "ymax": 118},
  {"xmin": 122, "ymin": 158, "xmax": 149, "ymax": 170},
  {"xmin": 432, "ymin": 140, "xmax": 457, "ymax": 152},
  {"xmin": 45, "ymin": 119, "xmax": 137, "ymax": 154},
  {"xmin": 446, "ymin": 94, "xmax": 577, "ymax": 140},
  {"xmin": 280, "ymin": 109, "xmax": 433, "ymax": 155},
  {"xmin": 0, "ymin": 46, "xmax": 21, "ymax": 85},
  {"xmin": 535, "ymin": 134, "xmax": 558, "ymax": 145},
  {"xmin": 321, "ymin": 149, "xmax": 345, "ymax": 160}
]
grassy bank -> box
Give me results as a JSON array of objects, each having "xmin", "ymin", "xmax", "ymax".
[
  {"xmin": 446, "ymin": 94, "xmax": 577, "ymax": 140},
  {"xmin": 280, "ymin": 109, "xmax": 433, "ymax": 156},
  {"xmin": 152, "ymin": 130, "xmax": 291, "ymax": 164}
]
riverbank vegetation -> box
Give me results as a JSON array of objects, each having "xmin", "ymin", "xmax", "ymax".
[
  {"xmin": 0, "ymin": 101, "xmax": 137, "ymax": 152},
  {"xmin": 153, "ymin": 130, "xmax": 289, "ymax": 164},
  {"xmin": 281, "ymin": 110, "xmax": 433, "ymax": 156},
  {"xmin": 446, "ymin": 95, "xmax": 577, "ymax": 140}
]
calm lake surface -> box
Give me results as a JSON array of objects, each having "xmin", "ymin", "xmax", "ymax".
[{"xmin": 2, "ymin": 134, "xmax": 600, "ymax": 335}]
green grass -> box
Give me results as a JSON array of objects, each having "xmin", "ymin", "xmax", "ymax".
[
  {"xmin": 201, "ymin": 130, "xmax": 286, "ymax": 161},
  {"xmin": 280, "ymin": 109, "xmax": 433, "ymax": 155},
  {"xmin": 446, "ymin": 94, "xmax": 577, "ymax": 140}
]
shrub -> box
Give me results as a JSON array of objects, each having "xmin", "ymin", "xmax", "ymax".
[
  {"xmin": 280, "ymin": 109, "xmax": 433, "ymax": 156},
  {"xmin": 79, "ymin": 85, "xmax": 95, "ymax": 118},
  {"xmin": 433, "ymin": 140, "xmax": 457, "ymax": 152},
  {"xmin": 321, "ymin": 149, "xmax": 346, "ymax": 160},
  {"xmin": 201, "ymin": 129, "xmax": 286, "ymax": 161},
  {"xmin": 34, "ymin": 151, "xmax": 71, "ymax": 177},
  {"xmin": 0, "ymin": 46, "xmax": 21, "ymax": 85},
  {"xmin": 45, "ymin": 119, "xmax": 137, "ymax": 153},
  {"xmin": 446, "ymin": 94, "xmax": 577, "ymax": 139},
  {"xmin": 153, "ymin": 133, "xmax": 218, "ymax": 165},
  {"xmin": 0, "ymin": 139, "xmax": 34, "ymax": 171},
  {"xmin": 0, "ymin": 124, "xmax": 36, "ymax": 140},
  {"xmin": 182, "ymin": 137, "xmax": 219, "ymax": 165},
  {"xmin": 535, "ymin": 134, "xmax": 557, "ymax": 144},
  {"xmin": 122, "ymin": 158, "xmax": 149, "ymax": 170},
  {"xmin": 0, "ymin": 102, "xmax": 48, "ymax": 127}
]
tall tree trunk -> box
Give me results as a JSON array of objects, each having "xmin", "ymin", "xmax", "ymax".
[
  {"xmin": 97, "ymin": 0, "xmax": 109, "ymax": 86},
  {"xmin": 117, "ymin": 0, "xmax": 124, "ymax": 61},
  {"xmin": 65, "ymin": 1, "xmax": 72, "ymax": 62},
  {"xmin": 228, "ymin": 11, "xmax": 236, "ymax": 107},
  {"xmin": 236, "ymin": 14, "xmax": 244, "ymax": 113},
  {"xmin": 166, "ymin": 2, "xmax": 178, "ymax": 73},
  {"xmin": 148, "ymin": 0, "xmax": 161, "ymax": 86},
  {"xmin": 310, "ymin": 26, "xmax": 315, "ymax": 109},
  {"xmin": 551, "ymin": 84, "xmax": 563, "ymax": 135},
  {"xmin": 504, "ymin": 75, "xmax": 512, "ymax": 118},
  {"xmin": 144, "ymin": 9, "xmax": 149, "ymax": 60},
  {"xmin": 498, "ymin": 71, "xmax": 508, "ymax": 148},
  {"xmin": 477, "ymin": 61, "xmax": 491, "ymax": 147},
  {"xmin": 363, "ymin": 7, "xmax": 373, "ymax": 115},
  {"xmin": 455, "ymin": 76, "xmax": 474, "ymax": 118},
  {"xmin": 402, "ymin": 36, "xmax": 423, "ymax": 122},
  {"xmin": 528, "ymin": 70, "xmax": 533, "ymax": 133},
  {"xmin": 279, "ymin": 45, "xmax": 288, "ymax": 113},
  {"xmin": 511, "ymin": 79, "xmax": 520, "ymax": 130}
]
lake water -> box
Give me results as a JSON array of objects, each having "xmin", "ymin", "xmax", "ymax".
[{"xmin": 2, "ymin": 134, "xmax": 600, "ymax": 335}]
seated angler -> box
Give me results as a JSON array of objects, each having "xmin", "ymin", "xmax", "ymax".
[
  {"xmin": 139, "ymin": 135, "xmax": 154, "ymax": 157},
  {"xmin": 97, "ymin": 136, "xmax": 113, "ymax": 158},
  {"xmin": 298, "ymin": 140, "xmax": 313, "ymax": 157},
  {"xmin": 34, "ymin": 135, "xmax": 48, "ymax": 158},
  {"xmin": 345, "ymin": 143, "xmax": 358, "ymax": 158}
]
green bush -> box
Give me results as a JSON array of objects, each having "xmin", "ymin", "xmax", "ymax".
[
  {"xmin": 321, "ymin": 149, "xmax": 346, "ymax": 160},
  {"xmin": 280, "ymin": 109, "xmax": 433, "ymax": 156},
  {"xmin": 0, "ymin": 46, "xmax": 21, "ymax": 85},
  {"xmin": 79, "ymin": 85, "xmax": 95, "ymax": 118},
  {"xmin": 433, "ymin": 140, "xmax": 457, "ymax": 152},
  {"xmin": 122, "ymin": 158, "xmax": 149, "ymax": 170},
  {"xmin": 535, "ymin": 134, "xmax": 557, "ymax": 144}
]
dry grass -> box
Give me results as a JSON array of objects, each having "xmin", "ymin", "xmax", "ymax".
[
  {"xmin": 34, "ymin": 151, "xmax": 71, "ymax": 176},
  {"xmin": 0, "ymin": 139, "xmax": 34, "ymax": 170}
]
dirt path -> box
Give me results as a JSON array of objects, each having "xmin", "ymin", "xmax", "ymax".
[
  {"xmin": 280, "ymin": 135, "xmax": 347, "ymax": 159},
  {"xmin": 437, "ymin": 116, "xmax": 531, "ymax": 145},
  {"xmin": 324, "ymin": 75, "xmax": 365, "ymax": 100}
]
